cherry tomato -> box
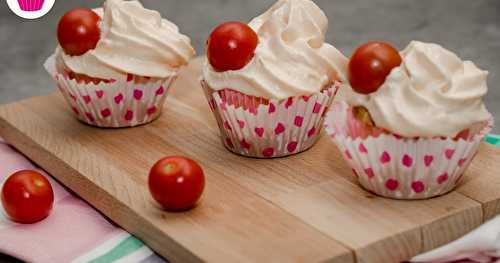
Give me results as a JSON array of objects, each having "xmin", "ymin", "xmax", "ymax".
[
  {"xmin": 207, "ymin": 21, "xmax": 258, "ymax": 71},
  {"xmin": 348, "ymin": 41, "xmax": 402, "ymax": 94},
  {"xmin": 1, "ymin": 170, "xmax": 54, "ymax": 224},
  {"xmin": 148, "ymin": 156, "xmax": 205, "ymax": 211},
  {"xmin": 57, "ymin": 8, "xmax": 101, "ymax": 56}
]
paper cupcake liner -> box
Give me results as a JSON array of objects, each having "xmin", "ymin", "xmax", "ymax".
[
  {"xmin": 201, "ymin": 80, "xmax": 340, "ymax": 158},
  {"xmin": 18, "ymin": 0, "xmax": 44, "ymax": 11},
  {"xmin": 45, "ymin": 57, "xmax": 175, "ymax": 128},
  {"xmin": 344, "ymin": 106, "xmax": 485, "ymax": 142},
  {"xmin": 324, "ymin": 102, "xmax": 493, "ymax": 199}
]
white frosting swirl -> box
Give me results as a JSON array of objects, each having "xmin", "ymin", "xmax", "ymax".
[
  {"xmin": 56, "ymin": 0, "xmax": 195, "ymax": 79},
  {"xmin": 345, "ymin": 41, "xmax": 490, "ymax": 137},
  {"xmin": 202, "ymin": 0, "xmax": 347, "ymax": 100}
]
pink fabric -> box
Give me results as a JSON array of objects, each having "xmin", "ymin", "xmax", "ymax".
[
  {"xmin": 0, "ymin": 197, "xmax": 121, "ymax": 263},
  {"xmin": 0, "ymin": 139, "xmax": 120, "ymax": 263}
]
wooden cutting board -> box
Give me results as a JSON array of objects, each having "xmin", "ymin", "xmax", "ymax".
[{"xmin": 1, "ymin": 58, "xmax": 500, "ymax": 263}]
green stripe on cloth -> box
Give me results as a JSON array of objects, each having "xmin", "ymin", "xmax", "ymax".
[
  {"xmin": 485, "ymin": 134, "xmax": 500, "ymax": 146},
  {"xmin": 88, "ymin": 236, "xmax": 145, "ymax": 263}
]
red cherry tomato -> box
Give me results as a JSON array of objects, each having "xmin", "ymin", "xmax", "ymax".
[
  {"xmin": 1, "ymin": 170, "xmax": 54, "ymax": 224},
  {"xmin": 348, "ymin": 41, "xmax": 402, "ymax": 94},
  {"xmin": 148, "ymin": 156, "xmax": 205, "ymax": 211},
  {"xmin": 207, "ymin": 21, "xmax": 258, "ymax": 71},
  {"xmin": 57, "ymin": 8, "xmax": 101, "ymax": 56}
]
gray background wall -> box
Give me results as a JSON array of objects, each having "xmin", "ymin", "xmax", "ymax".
[{"xmin": 1, "ymin": 0, "xmax": 499, "ymax": 132}]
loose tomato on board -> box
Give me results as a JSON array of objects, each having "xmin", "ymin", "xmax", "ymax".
[
  {"xmin": 348, "ymin": 41, "xmax": 402, "ymax": 94},
  {"xmin": 1, "ymin": 170, "xmax": 54, "ymax": 224},
  {"xmin": 57, "ymin": 8, "xmax": 101, "ymax": 56},
  {"xmin": 148, "ymin": 156, "xmax": 205, "ymax": 211},
  {"xmin": 207, "ymin": 21, "xmax": 259, "ymax": 71}
]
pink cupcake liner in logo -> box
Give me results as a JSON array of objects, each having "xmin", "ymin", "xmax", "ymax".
[
  {"xmin": 17, "ymin": 0, "xmax": 45, "ymax": 11},
  {"xmin": 324, "ymin": 102, "xmax": 493, "ymax": 200},
  {"xmin": 201, "ymin": 80, "xmax": 340, "ymax": 158}
]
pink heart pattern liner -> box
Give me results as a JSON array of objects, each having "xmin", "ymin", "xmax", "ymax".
[
  {"xmin": 201, "ymin": 80, "xmax": 340, "ymax": 158},
  {"xmin": 325, "ymin": 101, "xmax": 493, "ymax": 200},
  {"xmin": 52, "ymin": 72, "xmax": 177, "ymax": 128}
]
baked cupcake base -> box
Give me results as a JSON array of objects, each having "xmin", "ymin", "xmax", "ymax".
[
  {"xmin": 324, "ymin": 102, "xmax": 493, "ymax": 199},
  {"xmin": 201, "ymin": 80, "xmax": 340, "ymax": 158},
  {"xmin": 45, "ymin": 56, "xmax": 176, "ymax": 128}
]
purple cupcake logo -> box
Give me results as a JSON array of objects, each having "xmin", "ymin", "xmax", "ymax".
[
  {"xmin": 7, "ymin": 0, "xmax": 55, "ymax": 19},
  {"xmin": 17, "ymin": 0, "xmax": 45, "ymax": 12}
]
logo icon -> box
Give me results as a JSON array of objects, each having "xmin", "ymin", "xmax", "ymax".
[
  {"xmin": 18, "ymin": 0, "xmax": 45, "ymax": 11},
  {"xmin": 6, "ymin": 0, "xmax": 55, "ymax": 19}
]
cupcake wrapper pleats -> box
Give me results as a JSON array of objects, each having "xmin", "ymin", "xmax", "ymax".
[
  {"xmin": 52, "ymin": 74, "xmax": 176, "ymax": 128},
  {"xmin": 44, "ymin": 54, "xmax": 176, "ymax": 128},
  {"xmin": 17, "ymin": 0, "xmax": 45, "ymax": 11},
  {"xmin": 324, "ymin": 102, "xmax": 493, "ymax": 199},
  {"xmin": 201, "ymin": 80, "xmax": 339, "ymax": 158}
]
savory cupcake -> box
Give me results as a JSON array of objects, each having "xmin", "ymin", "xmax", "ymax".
[
  {"xmin": 202, "ymin": 0, "xmax": 347, "ymax": 158},
  {"xmin": 44, "ymin": 0, "xmax": 195, "ymax": 127},
  {"xmin": 325, "ymin": 40, "xmax": 493, "ymax": 199}
]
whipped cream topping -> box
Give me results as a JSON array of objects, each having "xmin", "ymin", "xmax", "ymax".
[
  {"xmin": 345, "ymin": 41, "xmax": 490, "ymax": 138},
  {"xmin": 55, "ymin": 0, "xmax": 195, "ymax": 79},
  {"xmin": 202, "ymin": 0, "xmax": 347, "ymax": 100}
]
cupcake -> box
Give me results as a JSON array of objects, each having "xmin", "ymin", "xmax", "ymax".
[
  {"xmin": 44, "ymin": 0, "xmax": 195, "ymax": 128},
  {"xmin": 201, "ymin": 0, "xmax": 347, "ymax": 158},
  {"xmin": 324, "ymin": 41, "xmax": 493, "ymax": 199},
  {"xmin": 18, "ymin": 0, "xmax": 45, "ymax": 11}
]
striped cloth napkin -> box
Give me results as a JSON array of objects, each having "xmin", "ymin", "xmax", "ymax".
[
  {"xmin": 0, "ymin": 137, "xmax": 165, "ymax": 263},
  {"xmin": 0, "ymin": 134, "xmax": 499, "ymax": 263}
]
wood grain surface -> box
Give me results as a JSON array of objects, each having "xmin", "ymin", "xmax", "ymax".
[{"xmin": 0, "ymin": 58, "xmax": 499, "ymax": 263}]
